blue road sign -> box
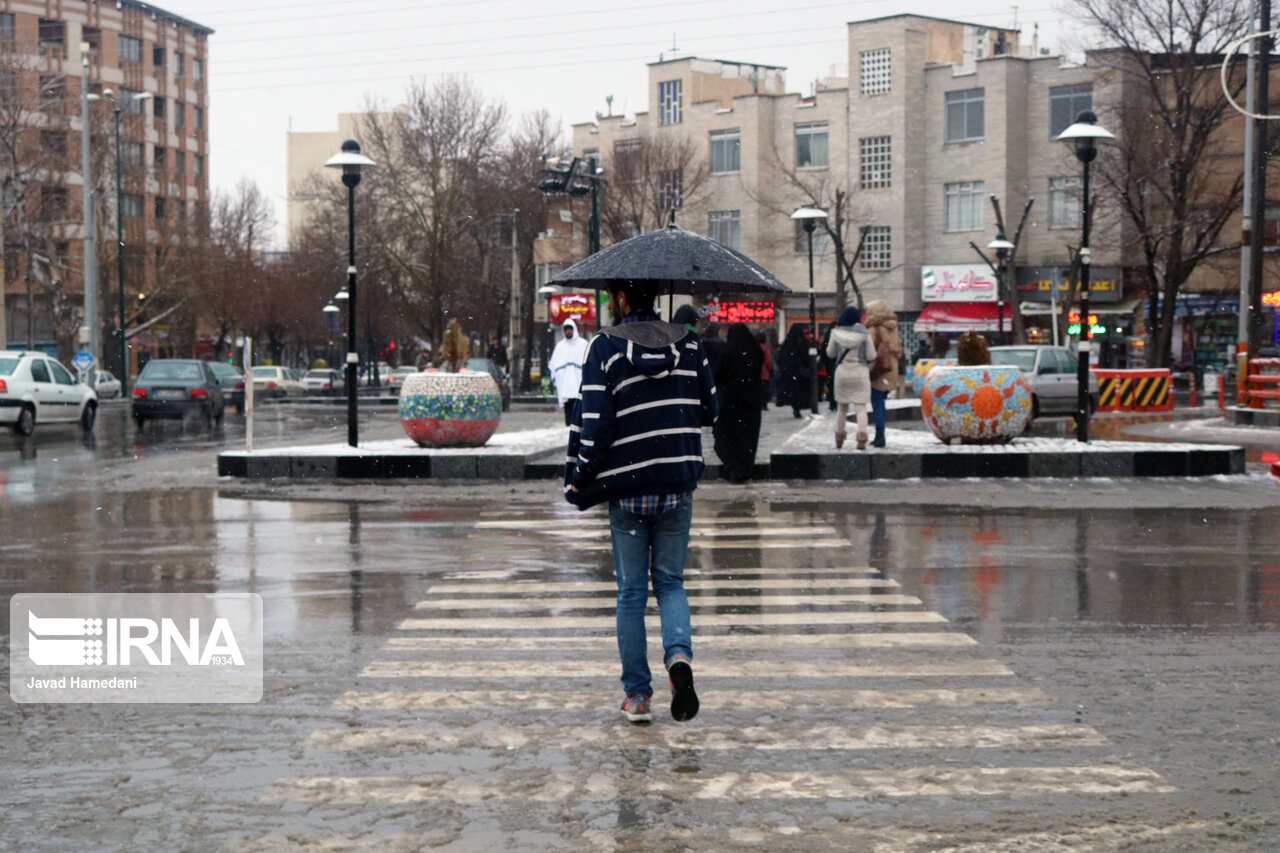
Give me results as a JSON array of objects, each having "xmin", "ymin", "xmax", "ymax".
[{"xmin": 72, "ymin": 348, "xmax": 96, "ymax": 372}]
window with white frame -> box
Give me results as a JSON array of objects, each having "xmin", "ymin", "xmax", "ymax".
[
  {"xmin": 793, "ymin": 220, "xmax": 832, "ymax": 255},
  {"xmin": 860, "ymin": 48, "xmax": 891, "ymax": 95},
  {"xmin": 945, "ymin": 88, "xmax": 985, "ymax": 143},
  {"xmin": 118, "ymin": 35, "xmax": 142, "ymax": 64},
  {"xmin": 120, "ymin": 87, "xmax": 146, "ymax": 115},
  {"xmin": 535, "ymin": 263, "xmax": 564, "ymax": 287},
  {"xmin": 1049, "ymin": 83, "xmax": 1093, "ymax": 138},
  {"xmin": 709, "ymin": 210, "xmax": 741, "ymax": 251},
  {"xmin": 861, "ymin": 226, "xmax": 891, "ymax": 270},
  {"xmin": 795, "ymin": 122, "xmax": 828, "ymax": 168},
  {"xmin": 658, "ymin": 169, "xmax": 682, "ymax": 211},
  {"xmin": 709, "ymin": 129, "xmax": 740, "ymax": 173},
  {"xmin": 1049, "ymin": 176, "xmax": 1082, "ymax": 229},
  {"xmin": 658, "ymin": 79, "xmax": 682, "ymax": 126},
  {"xmin": 194, "ymin": 154, "xmax": 204, "ymax": 178},
  {"xmin": 859, "ymin": 136, "xmax": 891, "ymax": 189},
  {"xmin": 944, "ymin": 181, "xmax": 985, "ymax": 232}
]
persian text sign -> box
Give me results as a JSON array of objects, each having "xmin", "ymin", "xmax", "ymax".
[
  {"xmin": 921, "ymin": 265, "xmax": 997, "ymax": 302},
  {"xmin": 10, "ymin": 593, "xmax": 263, "ymax": 704},
  {"xmin": 707, "ymin": 301, "xmax": 776, "ymax": 324},
  {"xmin": 550, "ymin": 293, "xmax": 598, "ymax": 326}
]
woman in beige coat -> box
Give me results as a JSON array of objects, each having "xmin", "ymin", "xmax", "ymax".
[
  {"xmin": 825, "ymin": 305, "xmax": 875, "ymax": 449},
  {"xmin": 863, "ymin": 299, "xmax": 903, "ymax": 448}
]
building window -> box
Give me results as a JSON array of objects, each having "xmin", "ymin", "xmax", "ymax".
[
  {"xmin": 41, "ymin": 186, "xmax": 69, "ymax": 220},
  {"xmin": 121, "ymin": 88, "xmax": 146, "ymax": 115},
  {"xmin": 153, "ymin": 97, "xmax": 166, "ymax": 120},
  {"xmin": 154, "ymin": 146, "xmax": 167, "ymax": 174},
  {"xmin": 945, "ymin": 88, "xmax": 985, "ymax": 143},
  {"xmin": 795, "ymin": 122, "xmax": 829, "ymax": 169},
  {"xmin": 535, "ymin": 263, "xmax": 564, "ymax": 287},
  {"xmin": 1050, "ymin": 83, "xmax": 1093, "ymax": 138},
  {"xmin": 154, "ymin": 197, "xmax": 167, "ymax": 220},
  {"xmin": 38, "ymin": 75, "xmax": 66, "ymax": 110},
  {"xmin": 121, "ymin": 141, "xmax": 144, "ymax": 167},
  {"xmin": 193, "ymin": 59, "xmax": 204, "ymax": 82},
  {"xmin": 861, "ymin": 226, "xmax": 891, "ymax": 270},
  {"xmin": 121, "ymin": 193, "xmax": 144, "ymax": 219},
  {"xmin": 174, "ymin": 150, "xmax": 186, "ymax": 177},
  {"xmin": 0, "ymin": 14, "xmax": 16, "ymax": 41},
  {"xmin": 658, "ymin": 80, "xmax": 682, "ymax": 126},
  {"xmin": 38, "ymin": 19, "xmax": 65, "ymax": 56},
  {"xmin": 194, "ymin": 155, "xmax": 204, "ymax": 178},
  {"xmin": 40, "ymin": 131, "xmax": 68, "ymax": 161},
  {"xmin": 613, "ymin": 139, "xmax": 642, "ymax": 183},
  {"xmin": 859, "ymin": 136, "xmax": 891, "ymax": 189},
  {"xmin": 709, "ymin": 129, "xmax": 740, "ymax": 173},
  {"xmin": 153, "ymin": 46, "xmax": 166, "ymax": 69},
  {"xmin": 176, "ymin": 199, "xmax": 187, "ymax": 221},
  {"xmin": 174, "ymin": 102, "xmax": 185, "ymax": 127},
  {"xmin": 944, "ymin": 181, "xmax": 986, "ymax": 232},
  {"xmin": 0, "ymin": 70, "xmax": 15, "ymax": 101},
  {"xmin": 1049, "ymin": 176, "xmax": 1082, "ymax": 229},
  {"xmin": 82, "ymin": 27, "xmax": 102, "ymax": 53},
  {"xmin": 793, "ymin": 220, "xmax": 833, "ymax": 255},
  {"xmin": 658, "ymin": 168, "xmax": 682, "ymax": 211},
  {"xmin": 175, "ymin": 52, "xmax": 185, "ymax": 77},
  {"xmin": 860, "ymin": 48, "xmax": 891, "ymax": 95},
  {"xmin": 194, "ymin": 107, "xmax": 204, "ymax": 132},
  {"xmin": 708, "ymin": 210, "xmax": 741, "ymax": 251},
  {"xmin": 119, "ymin": 35, "xmax": 142, "ymax": 64}
]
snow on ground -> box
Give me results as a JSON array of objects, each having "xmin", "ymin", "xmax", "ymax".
[{"xmin": 226, "ymin": 426, "xmax": 569, "ymax": 458}]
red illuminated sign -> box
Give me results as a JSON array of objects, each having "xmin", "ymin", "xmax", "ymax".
[
  {"xmin": 1264, "ymin": 291, "xmax": 1280, "ymax": 308},
  {"xmin": 1067, "ymin": 311, "xmax": 1099, "ymax": 326},
  {"xmin": 706, "ymin": 302, "xmax": 777, "ymax": 324},
  {"xmin": 550, "ymin": 293, "xmax": 598, "ymax": 326}
]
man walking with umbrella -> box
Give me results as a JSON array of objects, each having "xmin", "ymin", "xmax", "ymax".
[{"xmin": 564, "ymin": 279, "xmax": 718, "ymax": 724}]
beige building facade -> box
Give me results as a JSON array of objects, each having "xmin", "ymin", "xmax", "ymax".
[{"xmin": 284, "ymin": 112, "xmax": 366, "ymax": 245}]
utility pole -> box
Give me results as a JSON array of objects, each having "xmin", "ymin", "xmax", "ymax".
[
  {"xmin": 80, "ymin": 44, "xmax": 98, "ymax": 382},
  {"xmin": 507, "ymin": 209, "xmax": 523, "ymax": 389},
  {"xmin": 1239, "ymin": 0, "xmax": 1258, "ymax": 381},
  {"xmin": 1247, "ymin": 0, "xmax": 1272, "ymax": 368}
]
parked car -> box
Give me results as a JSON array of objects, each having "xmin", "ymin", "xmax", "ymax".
[
  {"xmin": 385, "ymin": 365, "xmax": 417, "ymax": 392},
  {"xmin": 250, "ymin": 365, "xmax": 305, "ymax": 398},
  {"xmin": 207, "ymin": 361, "xmax": 246, "ymax": 413},
  {"xmin": 989, "ymin": 345, "xmax": 1100, "ymax": 419},
  {"xmin": 303, "ymin": 368, "xmax": 345, "ymax": 396},
  {"xmin": 93, "ymin": 369, "xmax": 122, "ymax": 399},
  {"xmin": 131, "ymin": 359, "xmax": 225, "ymax": 428},
  {"xmin": 359, "ymin": 362, "xmax": 393, "ymax": 388},
  {"xmin": 467, "ymin": 358, "xmax": 512, "ymax": 412},
  {"xmin": 0, "ymin": 351, "xmax": 98, "ymax": 435}
]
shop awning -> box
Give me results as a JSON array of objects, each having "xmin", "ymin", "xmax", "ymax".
[
  {"xmin": 914, "ymin": 302, "xmax": 1010, "ymax": 333},
  {"xmin": 1019, "ymin": 297, "xmax": 1141, "ymax": 316}
]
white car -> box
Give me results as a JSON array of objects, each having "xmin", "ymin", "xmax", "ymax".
[
  {"xmin": 0, "ymin": 351, "xmax": 99, "ymax": 435},
  {"xmin": 989, "ymin": 345, "xmax": 1101, "ymax": 418},
  {"xmin": 93, "ymin": 369, "xmax": 123, "ymax": 399},
  {"xmin": 250, "ymin": 366, "xmax": 305, "ymax": 398},
  {"xmin": 302, "ymin": 368, "xmax": 345, "ymax": 396}
]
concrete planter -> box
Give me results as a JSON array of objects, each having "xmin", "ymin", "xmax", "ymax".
[
  {"xmin": 399, "ymin": 370, "xmax": 501, "ymax": 448},
  {"xmin": 921, "ymin": 365, "xmax": 1032, "ymax": 444},
  {"xmin": 910, "ymin": 358, "xmax": 959, "ymax": 395}
]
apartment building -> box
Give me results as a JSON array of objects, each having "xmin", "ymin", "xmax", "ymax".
[
  {"xmin": 285, "ymin": 112, "xmax": 367, "ymax": 245},
  {"xmin": 1, "ymin": 0, "xmax": 211, "ymax": 358}
]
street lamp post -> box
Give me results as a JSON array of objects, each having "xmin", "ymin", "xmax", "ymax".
[
  {"xmin": 1056, "ymin": 110, "xmax": 1114, "ymax": 443},
  {"xmin": 80, "ymin": 44, "xmax": 98, "ymax": 380},
  {"xmin": 791, "ymin": 207, "xmax": 828, "ymax": 415},
  {"xmin": 539, "ymin": 155, "xmax": 605, "ymax": 328},
  {"xmin": 324, "ymin": 139, "xmax": 377, "ymax": 448},
  {"xmin": 95, "ymin": 88, "xmax": 151, "ymax": 391},
  {"xmin": 987, "ymin": 234, "xmax": 1014, "ymax": 344}
]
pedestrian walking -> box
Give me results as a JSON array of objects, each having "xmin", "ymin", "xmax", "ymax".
[
  {"xmin": 776, "ymin": 324, "xmax": 812, "ymax": 418},
  {"xmin": 548, "ymin": 318, "xmax": 589, "ymax": 426},
  {"xmin": 864, "ymin": 299, "xmax": 903, "ymax": 448},
  {"xmin": 713, "ymin": 323, "xmax": 764, "ymax": 483},
  {"xmin": 819, "ymin": 324, "xmax": 837, "ymax": 411},
  {"xmin": 826, "ymin": 305, "xmax": 875, "ymax": 449},
  {"xmin": 564, "ymin": 279, "xmax": 719, "ymax": 724},
  {"xmin": 756, "ymin": 330, "xmax": 773, "ymax": 411}
]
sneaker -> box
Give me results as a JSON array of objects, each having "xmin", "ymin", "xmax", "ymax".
[
  {"xmin": 621, "ymin": 694, "xmax": 652, "ymax": 723},
  {"xmin": 667, "ymin": 656, "xmax": 699, "ymax": 722}
]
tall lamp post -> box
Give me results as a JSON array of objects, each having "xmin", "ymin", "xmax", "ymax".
[
  {"xmin": 1056, "ymin": 110, "xmax": 1114, "ymax": 443},
  {"xmin": 791, "ymin": 207, "xmax": 828, "ymax": 415},
  {"xmin": 987, "ymin": 234, "xmax": 1014, "ymax": 344},
  {"xmin": 80, "ymin": 44, "xmax": 98, "ymax": 380},
  {"xmin": 539, "ymin": 156, "xmax": 605, "ymax": 328},
  {"xmin": 324, "ymin": 140, "xmax": 376, "ymax": 448},
  {"xmin": 93, "ymin": 88, "xmax": 151, "ymax": 391}
]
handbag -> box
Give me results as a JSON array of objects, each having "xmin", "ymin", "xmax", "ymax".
[{"xmin": 869, "ymin": 334, "xmax": 894, "ymax": 382}]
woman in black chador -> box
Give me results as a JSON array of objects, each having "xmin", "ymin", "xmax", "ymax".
[
  {"xmin": 775, "ymin": 324, "xmax": 812, "ymax": 418},
  {"xmin": 712, "ymin": 323, "xmax": 765, "ymax": 483}
]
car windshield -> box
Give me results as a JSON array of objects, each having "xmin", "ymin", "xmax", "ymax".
[
  {"xmin": 251, "ymin": 367, "xmax": 280, "ymax": 378},
  {"xmin": 989, "ymin": 349, "xmax": 1038, "ymax": 372},
  {"xmin": 140, "ymin": 362, "xmax": 202, "ymax": 381},
  {"xmin": 0, "ymin": 357, "xmax": 18, "ymax": 376},
  {"xmin": 209, "ymin": 362, "xmax": 239, "ymax": 377}
]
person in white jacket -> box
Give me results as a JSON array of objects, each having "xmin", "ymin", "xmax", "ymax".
[
  {"xmin": 548, "ymin": 317, "xmax": 590, "ymax": 425},
  {"xmin": 826, "ymin": 305, "xmax": 875, "ymax": 450}
]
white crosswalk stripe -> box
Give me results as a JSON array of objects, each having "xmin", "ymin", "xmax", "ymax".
[
  {"xmin": 412, "ymin": 593, "xmax": 924, "ymax": 610},
  {"xmin": 379, "ymin": 632, "xmax": 976, "ymax": 652},
  {"xmin": 360, "ymin": 659, "xmax": 1014, "ymax": 679},
  {"xmin": 397, "ymin": 610, "xmax": 948, "ymax": 630},
  {"xmin": 426, "ymin": 577, "xmax": 901, "ymax": 594}
]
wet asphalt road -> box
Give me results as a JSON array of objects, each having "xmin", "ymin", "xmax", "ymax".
[{"xmin": 1, "ymin": 402, "xmax": 1280, "ymax": 850}]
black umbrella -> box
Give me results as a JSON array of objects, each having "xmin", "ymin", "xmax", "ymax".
[{"xmin": 549, "ymin": 225, "xmax": 791, "ymax": 295}]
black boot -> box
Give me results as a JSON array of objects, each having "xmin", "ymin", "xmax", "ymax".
[{"xmin": 872, "ymin": 432, "xmax": 886, "ymax": 448}]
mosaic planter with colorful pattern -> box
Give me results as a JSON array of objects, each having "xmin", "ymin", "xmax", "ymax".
[
  {"xmin": 399, "ymin": 370, "xmax": 501, "ymax": 448},
  {"xmin": 910, "ymin": 358, "xmax": 959, "ymax": 395},
  {"xmin": 921, "ymin": 365, "xmax": 1032, "ymax": 444}
]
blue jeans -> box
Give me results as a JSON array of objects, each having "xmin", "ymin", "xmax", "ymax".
[
  {"xmin": 871, "ymin": 388, "xmax": 889, "ymax": 436},
  {"xmin": 608, "ymin": 495, "xmax": 694, "ymax": 698}
]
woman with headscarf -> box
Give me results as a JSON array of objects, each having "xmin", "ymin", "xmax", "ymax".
[
  {"xmin": 712, "ymin": 323, "xmax": 765, "ymax": 482},
  {"xmin": 863, "ymin": 299, "xmax": 903, "ymax": 448},
  {"xmin": 826, "ymin": 305, "xmax": 875, "ymax": 449},
  {"xmin": 548, "ymin": 317, "xmax": 589, "ymax": 426},
  {"xmin": 776, "ymin": 324, "xmax": 812, "ymax": 418}
]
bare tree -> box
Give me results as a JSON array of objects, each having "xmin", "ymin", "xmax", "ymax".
[
  {"xmin": 598, "ymin": 130, "xmax": 709, "ymax": 243},
  {"xmin": 197, "ymin": 179, "xmax": 275, "ymax": 359},
  {"xmin": 1070, "ymin": 0, "xmax": 1251, "ymax": 366}
]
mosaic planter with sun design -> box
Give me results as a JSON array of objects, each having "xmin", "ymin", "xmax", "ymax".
[
  {"xmin": 921, "ymin": 365, "xmax": 1032, "ymax": 444},
  {"xmin": 399, "ymin": 370, "xmax": 501, "ymax": 448},
  {"xmin": 910, "ymin": 358, "xmax": 959, "ymax": 395}
]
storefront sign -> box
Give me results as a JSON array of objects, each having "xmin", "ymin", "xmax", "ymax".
[
  {"xmin": 550, "ymin": 293, "xmax": 599, "ymax": 326},
  {"xmin": 1264, "ymin": 290, "xmax": 1280, "ymax": 308},
  {"xmin": 920, "ymin": 265, "xmax": 996, "ymax": 302},
  {"xmin": 1016, "ymin": 266, "xmax": 1122, "ymax": 303},
  {"xmin": 707, "ymin": 301, "xmax": 777, "ymax": 324}
]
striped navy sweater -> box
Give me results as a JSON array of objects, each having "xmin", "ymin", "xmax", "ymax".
[{"xmin": 564, "ymin": 317, "xmax": 719, "ymax": 510}]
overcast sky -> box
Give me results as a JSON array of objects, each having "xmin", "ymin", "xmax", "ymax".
[{"xmin": 170, "ymin": 0, "xmax": 1080, "ymax": 247}]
